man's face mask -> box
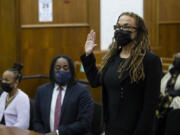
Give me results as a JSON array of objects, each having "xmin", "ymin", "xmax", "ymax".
[
  {"xmin": 54, "ymin": 70, "xmax": 71, "ymax": 86},
  {"xmin": 114, "ymin": 30, "xmax": 132, "ymax": 47},
  {"xmin": 1, "ymin": 82, "xmax": 13, "ymax": 93}
]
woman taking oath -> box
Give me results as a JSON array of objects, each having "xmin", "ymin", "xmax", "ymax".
[{"xmin": 80, "ymin": 12, "xmax": 162, "ymax": 135}]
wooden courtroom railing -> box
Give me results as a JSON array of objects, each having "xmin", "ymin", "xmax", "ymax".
[
  {"xmin": 0, "ymin": 74, "xmax": 89, "ymax": 84},
  {"xmin": 0, "ymin": 127, "xmax": 42, "ymax": 135}
]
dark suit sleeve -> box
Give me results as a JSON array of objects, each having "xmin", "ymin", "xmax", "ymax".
[
  {"xmin": 58, "ymin": 86, "xmax": 94, "ymax": 135},
  {"xmin": 80, "ymin": 53, "xmax": 102, "ymax": 88},
  {"xmin": 33, "ymin": 87, "xmax": 46, "ymax": 133},
  {"xmin": 133, "ymin": 54, "xmax": 162, "ymax": 135}
]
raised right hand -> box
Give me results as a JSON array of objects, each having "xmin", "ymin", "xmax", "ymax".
[{"xmin": 85, "ymin": 30, "xmax": 97, "ymax": 56}]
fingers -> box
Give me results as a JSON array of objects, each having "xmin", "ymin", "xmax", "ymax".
[
  {"xmin": 87, "ymin": 33, "xmax": 91, "ymax": 41},
  {"xmin": 92, "ymin": 31, "xmax": 96, "ymax": 42},
  {"xmin": 86, "ymin": 30, "xmax": 93, "ymax": 41},
  {"xmin": 87, "ymin": 30, "xmax": 93, "ymax": 41},
  {"xmin": 87, "ymin": 29, "xmax": 96, "ymax": 41},
  {"xmin": 87, "ymin": 29, "xmax": 93, "ymax": 40},
  {"xmin": 90, "ymin": 30, "xmax": 95, "ymax": 41}
]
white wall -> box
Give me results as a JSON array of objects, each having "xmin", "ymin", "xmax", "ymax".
[{"xmin": 100, "ymin": 0, "xmax": 143, "ymax": 50}]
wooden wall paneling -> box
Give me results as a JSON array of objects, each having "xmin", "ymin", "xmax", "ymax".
[
  {"xmin": 0, "ymin": 0, "xmax": 20, "ymax": 75},
  {"xmin": 15, "ymin": 0, "xmax": 21, "ymax": 62},
  {"xmin": 19, "ymin": 0, "xmax": 94, "ymax": 76},
  {"xmin": 144, "ymin": 0, "xmax": 161, "ymax": 55},
  {"xmin": 158, "ymin": 0, "xmax": 180, "ymax": 57},
  {"xmin": 88, "ymin": 86, "xmax": 102, "ymax": 103},
  {"xmin": 19, "ymin": 0, "xmax": 101, "ymax": 75},
  {"xmin": 20, "ymin": 0, "xmax": 88, "ymax": 24},
  {"xmin": 88, "ymin": 0, "xmax": 100, "ymax": 50},
  {"xmin": 144, "ymin": 0, "xmax": 153, "ymax": 46},
  {"xmin": 19, "ymin": 78, "xmax": 49, "ymax": 98},
  {"xmin": 19, "ymin": 0, "xmax": 100, "ymax": 75},
  {"xmin": 54, "ymin": 0, "xmax": 88, "ymax": 23},
  {"xmin": 144, "ymin": 0, "xmax": 180, "ymax": 72},
  {"xmin": 159, "ymin": 24, "xmax": 180, "ymax": 57},
  {"xmin": 75, "ymin": 61, "xmax": 102, "ymax": 103},
  {"xmin": 19, "ymin": 0, "xmax": 101, "ymax": 100},
  {"xmin": 159, "ymin": 0, "xmax": 180, "ymax": 22},
  {"xmin": 20, "ymin": 27, "xmax": 89, "ymax": 76},
  {"xmin": 20, "ymin": 0, "xmax": 38, "ymax": 24}
]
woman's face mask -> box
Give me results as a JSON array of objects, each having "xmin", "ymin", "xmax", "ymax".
[
  {"xmin": 114, "ymin": 30, "xmax": 133, "ymax": 47},
  {"xmin": 1, "ymin": 82, "xmax": 13, "ymax": 93}
]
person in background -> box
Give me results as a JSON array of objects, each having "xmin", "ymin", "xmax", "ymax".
[
  {"xmin": 81, "ymin": 12, "xmax": 162, "ymax": 135},
  {"xmin": 155, "ymin": 52, "xmax": 180, "ymax": 135},
  {"xmin": 0, "ymin": 62, "xmax": 30, "ymax": 129},
  {"xmin": 33, "ymin": 54, "xmax": 94, "ymax": 135}
]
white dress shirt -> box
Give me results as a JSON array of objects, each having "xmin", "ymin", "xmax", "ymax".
[{"xmin": 50, "ymin": 84, "xmax": 67, "ymax": 133}]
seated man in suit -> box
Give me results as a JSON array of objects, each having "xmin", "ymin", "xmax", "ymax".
[{"xmin": 33, "ymin": 54, "xmax": 94, "ymax": 135}]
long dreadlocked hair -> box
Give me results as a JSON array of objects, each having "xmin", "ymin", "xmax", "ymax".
[{"xmin": 99, "ymin": 12, "xmax": 150, "ymax": 83}]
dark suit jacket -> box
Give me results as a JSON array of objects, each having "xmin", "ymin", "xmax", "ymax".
[
  {"xmin": 80, "ymin": 51, "xmax": 162, "ymax": 135},
  {"xmin": 33, "ymin": 82, "xmax": 94, "ymax": 135}
]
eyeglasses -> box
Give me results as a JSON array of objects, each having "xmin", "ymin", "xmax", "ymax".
[{"xmin": 114, "ymin": 24, "xmax": 137, "ymax": 31}]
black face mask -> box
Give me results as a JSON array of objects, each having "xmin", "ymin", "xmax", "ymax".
[
  {"xmin": 114, "ymin": 30, "xmax": 132, "ymax": 47},
  {"xmin": 1, "ymin": 82, "xmax": 13, "ymax": 93}
]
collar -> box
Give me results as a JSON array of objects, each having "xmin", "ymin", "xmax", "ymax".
[{"xmin": 54, "ymin": 83, "xmax": 67, "ymax": 91}]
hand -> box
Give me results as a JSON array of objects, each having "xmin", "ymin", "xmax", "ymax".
[
  {"xmin": 44, "ymin": 131, "xmax": 57, "ymax": 135},
  {"xmin": 85, "ymin": 29, "xmax": 97, "ymax": 56}
]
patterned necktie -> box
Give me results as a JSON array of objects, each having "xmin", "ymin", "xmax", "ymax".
[{"xmin": 54, "ymin": 86, "xmax": 63, "ymax": 130}]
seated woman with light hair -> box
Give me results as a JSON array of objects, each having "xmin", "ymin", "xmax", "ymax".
[{"xmin": 0, "ymin": 62, "xmax": 30, "ymax": 129}]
